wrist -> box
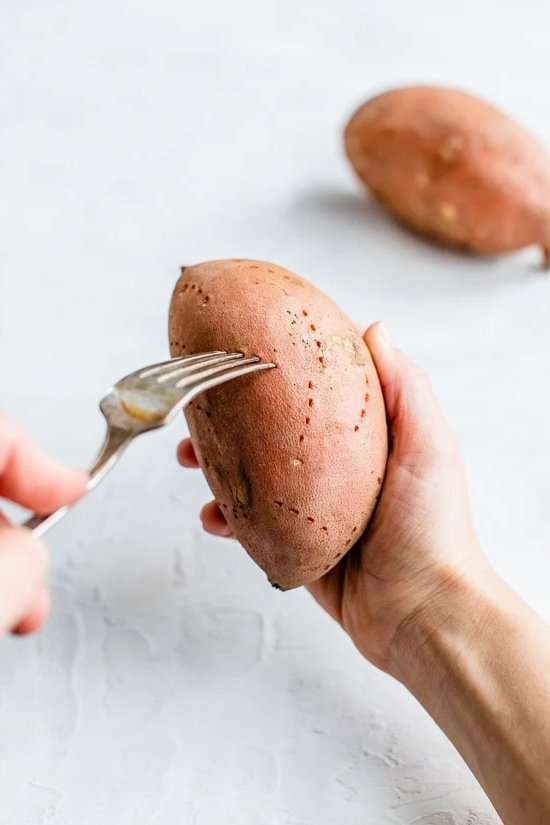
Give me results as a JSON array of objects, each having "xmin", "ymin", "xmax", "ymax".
[
  {"xmin": 387, "ymin": 559, "xmax": 506, "ymax": 688},
  {"xmin": 387, "ymin": 558, "xmax": 550, "ymax": 825}
]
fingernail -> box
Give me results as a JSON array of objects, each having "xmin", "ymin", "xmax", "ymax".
[{"xmin": 377, "ymin": 322, "xmax": 393, "ymax": 346}]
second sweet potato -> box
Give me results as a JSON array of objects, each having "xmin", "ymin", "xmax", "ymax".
[{"xmin": 345, "ymin": 86, "xmax": 550, "ymax": 265}]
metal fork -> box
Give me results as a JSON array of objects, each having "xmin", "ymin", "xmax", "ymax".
[{"xmin": 24, "ymin": 351, "xmax": 274, "ymax": 538}]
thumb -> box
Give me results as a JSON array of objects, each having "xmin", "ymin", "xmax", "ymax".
[
  {"xmin": 364, "ymin": 322, "xmax": 455, "ymax": 463},
  {"xmin": 0, "ymin": 527, "xmax": 49, "ymax": 635}
]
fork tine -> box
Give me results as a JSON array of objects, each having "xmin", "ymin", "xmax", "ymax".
[
  {"xmin": 139, "ymin": 351, "xmax": 227, "ymax": 379},
  {"xmin": 156, "ymin": 352, "xmax": 246, "ymax": 384},
  {"xmin": 177, "ymin": 360, "xmax": 275, "ymax": 409},
  {"xmin": 174, "ymin": 355, "xmax": 265, "ymax": 389}
]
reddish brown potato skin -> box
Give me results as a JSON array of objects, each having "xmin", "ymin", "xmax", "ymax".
[
  {"xmin": 169, "ymin": 260, "xmax": 388, "ymax": 590},
  {"xmin": 345, "ymin": 86, "xmax": 550, "ymax": 263}
]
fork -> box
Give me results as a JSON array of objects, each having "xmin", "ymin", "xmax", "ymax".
[{"xmin": 24, "ymin": 351, "xmax": 274, "ymax": 538}]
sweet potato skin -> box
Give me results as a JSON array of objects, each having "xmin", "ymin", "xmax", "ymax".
[
  {"xmin": 345, "ymin": 86, "xmax": 550, "ymax": 262},
  {"xmin": 168, "ymin": 260, "xmax": 388, "ymax": 589}
]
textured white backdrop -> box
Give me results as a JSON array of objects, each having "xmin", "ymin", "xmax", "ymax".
[{"xmin": 1, "ymin": 1, "xmax": 550, "ymax": 823}]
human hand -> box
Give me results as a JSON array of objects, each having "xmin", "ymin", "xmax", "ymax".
[
  {"xmin": 0, "ymin": 413, "xmax": 87, "ymax": 636},
  {"xmin": 177, "ymin": 323, "xmax": 488, "ymax": 676}
]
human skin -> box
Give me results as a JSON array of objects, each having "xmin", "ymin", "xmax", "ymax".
[
  {"xmin": 0, "ymin": 412, "xmax": 87, "ymax": 635},
  {"xmin": 178, "ymin": 322, "xmax": 550, "ymax": 825}
]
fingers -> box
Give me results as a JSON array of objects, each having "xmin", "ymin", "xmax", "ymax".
[
  {"xmin": 0, "ymin": 527, "xmax": 49, "ymax": 636},
  {"xmin": 177, "ymin": 439, "xmax": 200, "ymax": 468},
  {"xmin": 200, "ymin": 501, "xmax": 234, "ymax": 538},
  {"xmin": 11, "ymin": 589, "xmax": 51, "ymax": 636},
  {"xmin": 0, "ymin": 412, "xmax": 87, "ymax": 513},
  {"xmin": 364, "ymin": 322, "xmax": 456, "ymax": 462},
  {"xmin": 176, "ymin": 441, "xmax": 233, "ymax": 537}
]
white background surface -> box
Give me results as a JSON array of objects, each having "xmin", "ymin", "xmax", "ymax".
[{"xmin": 1, "ymin": 1, "xmax": 549, "ymax": 823}]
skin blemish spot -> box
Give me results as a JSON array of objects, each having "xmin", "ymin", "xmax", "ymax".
[
  {"xmin": 352, "ymin": 526, "xmax": 357, "ymax": 533},
  {"xmin": 306, "ymin": 517, "xmax": 315, "ymax": 524},
  {"xmin": 345, "ymin": 539, "xmax": 352, "ymax": 546},
  {"xmin": 315, "ymin": 340, "xmax": 322, "ymax": 348},
  {"xmin": 292, "ymin": 458, "xmax": 304, "ymax": 467},
  {"xmin": 361, "ymin": 409, "xmax": 366, "ymax": 417},
  {"xmin": 198, "ymin": 288, "xmax": 202, "ymax": 294},
  {"xmin": 274, "ymin": 500, "xmax": 283, "ymax": 507},
  {"xmin": 203, "ymin": 296, "xmax": 210, "ymax": 304},
  {"xmin": 310, "ymin": 324, "xmax": 317, "ymax": 332},
  {"xmin": 377, "ymin": 477, "xmax": 382, "ymax": 485},
  {"xmin": 302, "ymin": 309, "xmax": 308, "ymax": 317},
  {"xmin": 289, "ymin": 507, "xmax": 299, "ymax": 515},
  {"xmin": 415, "ymin": 171, "xmax": 430, "ymax": 187},
  {"xmin": 440, "ymin": 201, "xmax": 458, "ymax": 223},
  {"xmin": 308, "ymin": 398, "xmax": 313, "ymax": 407},
  {"xmin": 299, "ymin": 434, "xmax": 305, "ymax": 443},
  {"xmin": 321, "ymin": 526, "xmax": 328, "ymax": 533},
  {"xmin": 365, "ymin": 393, "xmax": 370, "ymax": 402},
  {"xmin": 236, "ymin": 478, "xmax": 251, "ymax": 507},
  {"xmin": 308, "ymin": 381, "xmax": 314, "ymax": 389},
  {"xmin": 324, "ymin": 564, "xmax": 331, "ymax": 571},
  {"xmin": 196, "ymin": 404, "xmax": 203, "ymax": 411},
  {"xmin": 354, "ymin": 425, "xmax": 359, "ymax": 432},
  {"xmin": 305, "ymin": 417, "xmax": 311, "ymax": 425},
  {"xmin": 318, "ymin": 356, "xmax": 325, "ymax": 365},
  {"xmin": 205, "ymin": 411, "xmax": 211, "ymax": 418}
]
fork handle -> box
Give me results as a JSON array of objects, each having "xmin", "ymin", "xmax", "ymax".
[{"xmin": 24, "ymin": 426, "xmax": 132, "ymax": 539}]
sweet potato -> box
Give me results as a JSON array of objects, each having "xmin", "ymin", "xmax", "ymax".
[
  {"xmin": 345, "ymin": 86, "xmax": 550, "ymax": 264},
  {"xmin": 168, "ymin": 260, "xmax": 388, "ymax": 589}
]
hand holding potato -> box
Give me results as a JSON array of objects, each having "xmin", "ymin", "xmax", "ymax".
[
  {"xmin": 0, "ymin": 413, "xmax": 86, "ymax": 636},
  {"xmin": 308, "ymin": 322, "xmax": 486, "ymax": 671}
]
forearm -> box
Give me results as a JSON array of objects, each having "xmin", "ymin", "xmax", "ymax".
[{"xmin": 390, "ymin": 567, "xmax": 550, "ymax": 825}]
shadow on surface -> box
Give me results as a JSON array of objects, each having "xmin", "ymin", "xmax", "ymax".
[{"xmin": 286, "ymin": 184, "xmax": 541, "ymax": 298}]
